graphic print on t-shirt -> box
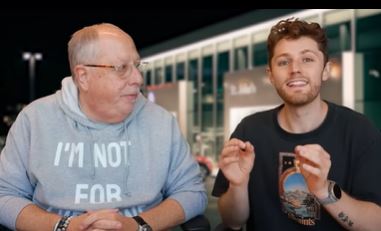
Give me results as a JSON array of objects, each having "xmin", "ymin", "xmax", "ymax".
[{"xmin": 279, "ymin": 152, "xmax": 320, "ymax": 226}]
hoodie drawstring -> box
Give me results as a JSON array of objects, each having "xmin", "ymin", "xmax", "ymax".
[{"xmin": 123, "ymin": 123, "xmax": 131, "ymax": 195}]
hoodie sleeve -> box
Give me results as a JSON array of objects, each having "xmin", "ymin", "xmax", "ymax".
[
  {"xmin": 163, "ymin": 117, "xmax": 207, "ymax": 221},
  {"xmin": 0, "ymin": 111, "xmax": 34, "ymax": 230}
]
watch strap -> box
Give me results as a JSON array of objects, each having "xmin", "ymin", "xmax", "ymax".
[
  {"xmin": 132, "ymin": 216, "xmax": 147, "ymax": 226},
  {"xmin": 318, "ymin": 180, "xmax": 340, "ymax": 205},
  {"xmin": 132, "ymin": 215, "xmax": 152, "ymax": 231}
]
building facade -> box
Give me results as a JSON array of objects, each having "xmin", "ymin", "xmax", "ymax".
[{"xmin": 141, "ymin": 9, "xmax": 381, "ymax": 161}]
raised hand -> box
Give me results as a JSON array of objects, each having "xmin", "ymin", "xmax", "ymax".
[
  {"xmin": 294, "ymin": 144, "xmax": 331, "ymax": 199},
  {"xmin": 218, "ymin": 138, "xmax": 255, "ymax": 186}
]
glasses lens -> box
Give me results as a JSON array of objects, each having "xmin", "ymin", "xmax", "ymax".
[
  {"xmin": 115, "ymin": 64, "xmax": 128, "ymax": 76},
  {"xmin": 136, "ymin": 62, "xmax": 149, "ymax": 72},
  {"xmin": 113, "ymin": 61, "xmax": 149, "ymax": 79}
]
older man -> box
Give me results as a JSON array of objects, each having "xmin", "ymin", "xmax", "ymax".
[{"xmin": 0, "ymin": 23, "xmax": 207, "ymax": 231}]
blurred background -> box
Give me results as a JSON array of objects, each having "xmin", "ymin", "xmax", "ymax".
[{"xmin": 1, "ymin": 9, "xmax": 381, "ymax": 229}]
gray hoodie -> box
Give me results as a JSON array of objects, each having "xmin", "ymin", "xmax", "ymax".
[{"xmin": 0, "ymin": 77, "xmax": 207, "ymax": 229}]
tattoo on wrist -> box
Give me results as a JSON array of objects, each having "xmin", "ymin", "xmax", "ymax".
[{"xmin": 338, "ymin": 212, "xmax": 354, "ymax": 227}]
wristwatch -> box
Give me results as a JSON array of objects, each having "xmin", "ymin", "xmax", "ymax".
[
  {"xmin": 318, "ymin": 180, "xmax": 342, "ymax": 205},
  {"xmin": 132, "ymin": 215, "xmax": 153, "ymax": 231}
]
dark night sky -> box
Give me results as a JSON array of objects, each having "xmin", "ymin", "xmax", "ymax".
[{"xmin": 0, "ymin": 9, "xmax": 255, "ymax": 113}]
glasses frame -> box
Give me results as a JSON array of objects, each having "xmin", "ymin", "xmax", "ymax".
[{"xmin": 83, "ymin": 61, "xmax": 149, "ymax": 78}]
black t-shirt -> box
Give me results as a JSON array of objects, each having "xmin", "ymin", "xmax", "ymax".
[{"xmin": 212, "ymin": 102, "xmax": 381, "ymax": 230}]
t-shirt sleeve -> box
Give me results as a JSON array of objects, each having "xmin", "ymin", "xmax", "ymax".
[
  {"xmin": 351, "ymin": 128, "xmax": 381, "ymax": 205},
  {"xmin": 211, "ymin": 118, "xmax": 246, "ymax": 197},
  {"xmin": 211, "ymin": 170, "xmax": 229, "ymax": 197}
]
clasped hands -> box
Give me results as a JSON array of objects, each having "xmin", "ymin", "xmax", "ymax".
[{"xmin": 67, "ymin": 208, "xmax": 137, "ymax": 231}]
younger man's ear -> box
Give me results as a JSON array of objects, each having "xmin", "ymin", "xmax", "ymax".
[
  {"xmin": 322, "ymin": 61, "xmax": 331, "ymax": 81},
  {"xmin": 266, "ymin": 66, "xmax": 275, "ymax": 85}
]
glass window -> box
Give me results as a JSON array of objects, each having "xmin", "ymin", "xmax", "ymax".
[
  {"xmin": 154, "ymin": 67, "xmax": 163, "ymax": 85},
  {"xmin": 202, "ymin": 56, "xmax": 213, "ymax": 96},
  {"xmin": 188, "ymin": 59, "xmax": 198, "ymax": 82},
  {"xmin": 252, "ymin": 42, "xmax": 268, "ymax": 66},
  {"xmin": 176, "ymin": 62, "xmax": 185, "ymax": 81},
  {"xmin": 325, "ymin": 22, "xmax": 351, "ymax": 54},
  {"xmin": 145, "ymin": 70, "xmax": 151, "ymax": 86},
  {"xmin": 202, "ymin": 103, "xmax": 213, "ymax": 132},
  {"xmin": 357, "ymin": 13, "xmax": 381, "ymax": 128},
  {"xmin": 234, "ymin": 46, "xmax": 248, "ymax": 71},
  {"xmin": 202, "ymin": 56, "xmax": 213, "ymax": 131},
  {"xmin": 217, "ymin": 51, "xmax": 229, "ymax": 127},
  {"xmin": 357, "ymin": 13, "xmax": 381, "ymax": 51},
  {"xmin": 189, "ymin": 59, "xmax": 199, "ymax": 126},
  {"xmin": 165, "ymin": 65, "xmax": 173, "ymax": 83}
]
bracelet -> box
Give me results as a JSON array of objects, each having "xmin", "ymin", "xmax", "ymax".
[
  {"xmin": 53, "ymin": 216, "xmax": 73, "ymax": 231},
  {"xmin": 52, "ymin": 219, "xmax": 59, "ymax": 231}
]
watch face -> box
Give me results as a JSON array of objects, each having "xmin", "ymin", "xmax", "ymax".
[
  {"xmin": 142, "ymin": 224, "xmax": 152, "ymax": 231},
  {"xmin": 333, "ymin": 183, "xmax": 342, "ymax": 199}
]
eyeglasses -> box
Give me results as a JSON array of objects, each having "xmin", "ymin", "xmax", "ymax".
[{"xmin": 83, "ymin": 61, "xmax": 149, "ymax": 79}]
